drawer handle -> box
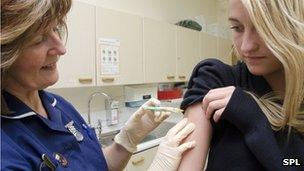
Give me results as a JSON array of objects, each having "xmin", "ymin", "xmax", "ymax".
[
  {"xmin": 167, "ymin": 76, "xmax": 175, "ymax": 79},
  {"xmin": 132, "ymin": 157, "xmax": 145, "ymax": 165},
  {"xmin": 102, "ymin": 77, "xmax": 115, "ymax": 82},
  {"xmin": 179, "ymin": 75, "xmax": 186, "ymax": 79},
  {"xmin": 78, "ymin": 78, "xmax": 93, "ymax": 84}
]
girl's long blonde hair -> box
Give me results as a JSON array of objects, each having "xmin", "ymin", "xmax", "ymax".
[
  {"xmin": 240, "ymin": 0, "xmax": 304, "ymax": 135},
  {"xmin": 1, "ymin": 0, "xmax": 72, "ymax": 114}
]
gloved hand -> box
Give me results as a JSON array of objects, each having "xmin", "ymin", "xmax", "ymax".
[
  {"xmin": 148, "ymin": 118, "xmax": 196, "ymax": 171},
  {"xmin": 114, "ymin": 98, "xmax": 171, "ymax": 152}
]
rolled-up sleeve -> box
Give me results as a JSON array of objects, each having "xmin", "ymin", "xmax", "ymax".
[{"xmin": 181, "ymin": 58, "xmax": 235, "ymax": 111}]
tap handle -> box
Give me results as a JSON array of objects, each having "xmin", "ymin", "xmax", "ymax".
[
  {"xmin": 97, "ymin": 119, "xmax": 102, "ymax": 129},
  {"xmin": 96, "ymin": 119, "xmax": 103, "ymax": 142}
]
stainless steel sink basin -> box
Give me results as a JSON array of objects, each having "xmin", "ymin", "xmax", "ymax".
[{"xmin": 99, "ymin": 121, "xmax": 176, "ymax": 147}]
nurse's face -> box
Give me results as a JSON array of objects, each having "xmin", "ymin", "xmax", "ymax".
[
  {"xmin": 6, "ymin": 27, "xmax": 66, "ymax": 91},
  {"xmin": 228, "ymin": 0, "xmax": 282, "ymax": 76}
]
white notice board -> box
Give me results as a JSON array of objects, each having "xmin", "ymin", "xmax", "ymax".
[{"xmin": 98, "ymin": 38, "xmax": 120, "ymax": 75}]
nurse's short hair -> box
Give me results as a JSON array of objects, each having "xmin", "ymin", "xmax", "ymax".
[
  {"xmin": 1, "ymin": 0, "xmax": 72, "ymax": 115},
  {"xmin": 1, "ymin": 0, "xmax": 72, "ymax": 70}
]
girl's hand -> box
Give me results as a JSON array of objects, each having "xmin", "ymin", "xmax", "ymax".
[{"xmin": 202, "ymin": 86, "xmax": 236, "ymax": 122}]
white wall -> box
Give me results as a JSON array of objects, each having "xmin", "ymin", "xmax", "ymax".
[
  {"xmin": 216, "ymin": 0, "xmax": 229, "ymax": 27},
  {"xmin": 77, "ymin": 0, "xmax": 218, "ymax": 24}
]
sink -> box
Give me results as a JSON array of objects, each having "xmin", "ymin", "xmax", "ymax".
[
  {"xmin": 99, "ymin": 130, "xmax": 119, "ymax": 147},
  {"xmin": 99, "ymin": 121, "xmax": 176, "ymax": 147},
  {"xmin": 147, "ymin": 121, "xmax": 176, "ymax": 138}
]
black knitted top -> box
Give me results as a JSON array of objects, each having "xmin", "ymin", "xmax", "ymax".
[{"xmin": 181, "ymin": 59, "xmax": 304, "ymax": 171}]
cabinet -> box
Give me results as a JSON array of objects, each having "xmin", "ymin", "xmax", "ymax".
[
  {"xmin": 200, "ymin": 32, "xmax": 218, "ymax": 60},
  {"xmin": 200, "ymin": 32, "xmax": 232, "ymax": 65},
  {"xmin": 125, "ymin": 146, "xmax": 158, "ymax": 171},
  {"xmin": 51, "ymin": 1, "xmax": 230, "ymax": 88},
  {"xmin": 176, "ymin": 27, "xmax": 200, "ymax": 81},
  {"xmin": 217, "ymin": 37, "xmax": 233, "ymax": 65},
  {"xmin": 96, "ymin": 7, "xmax": 143, "ymax": 86},
  {"xmin": 144, "ymin": 22, "xmax": 200, "ymax": 83},
  {"xmin": 51, "ymin": 1, "xmax": 96, "ymax": 88},
  {"xmin": 143, "ymin": 18, "xmax": 177, "ymax": 83}
]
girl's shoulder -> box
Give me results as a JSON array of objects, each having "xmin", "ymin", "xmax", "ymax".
[
  {"xmin": 189, "ymin": 58, "xmax": 248, "ymax": 87},
  {"xmin": 195, "ymin": 58, "xmax": 248, "ymax": 76}
]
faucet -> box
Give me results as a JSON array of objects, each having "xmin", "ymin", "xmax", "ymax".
[
  {"xmin": 97, "ymin": 119, "xmax": 103, "ymax": 143},
  {"xmin": 87, "ymin": 92, "xmax": 113, "ymax": 127}
]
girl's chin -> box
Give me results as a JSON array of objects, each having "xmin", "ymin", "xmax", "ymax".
[{"xmin": 247, "ymin": 66, "xmax": 267, "ymax": 76}]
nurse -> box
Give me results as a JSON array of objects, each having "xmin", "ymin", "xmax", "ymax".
[{"xmin": 1, "ymin": 0, "xmax": 196, "ymax": 170}]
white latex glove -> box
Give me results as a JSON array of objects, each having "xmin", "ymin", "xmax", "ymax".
[
  {"xmin": 114, "ymin": 98, "xmax": 171, "ymax": 152},
  {"xmin": 148, "ymin": 118, "xmax": 196, "ymax": 171}
]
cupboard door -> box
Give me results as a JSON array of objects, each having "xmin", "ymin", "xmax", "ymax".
[
  {"xmin": 200, "ymin": 32, "xmax": 218, "ymax": 61},
  {"xmin": 217, "ymin": 37, "xmax": 233, "ymax": 65},
  {"xmin": 143, "ymin": 18, "xmax": 177, "ymax": 83},
  {"xmin": 96, "ymin": 7, "xmax": 143, "ymax": 86},
  {"xmin": 52, "ymin": 1, "xmax": 96, "ymax": 88},
  {"xmin": 176, "ymin": 27, "xmax": 200, "ymax": 81},
  {"xmin": 200, "ymin": 32, "xmax": 233, "ymax": 65}
]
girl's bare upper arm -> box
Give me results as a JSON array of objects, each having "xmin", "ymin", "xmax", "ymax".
[{"xmin": 178, "ymin": 103, "xmax": 212, "ymax": 171}]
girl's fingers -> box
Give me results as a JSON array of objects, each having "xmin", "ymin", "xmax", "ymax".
[
  {"xmin": 205, "ymin": 98, "xmax": 227, "ymax": 119},
  {"xmin": 213, "ymin": 108, "xmax": 225, "ymax": 123},
  {"xmin": 202, "ymin": 91, "xmax": 225, "ymax": 114}
]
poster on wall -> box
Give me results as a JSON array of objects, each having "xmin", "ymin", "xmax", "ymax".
[{"xmin": 98, "ymin": 38, "xmax": 120, "ymax": 75}]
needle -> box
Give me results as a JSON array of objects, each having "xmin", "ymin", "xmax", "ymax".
[{"xmin": 143, "ymin": 106, "xmax": 184, "ymax": 113}]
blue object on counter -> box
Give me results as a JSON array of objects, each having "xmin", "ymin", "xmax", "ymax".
[{"xmin": 125, "ymin": 100, "xmax": 148, "ymax": 108}]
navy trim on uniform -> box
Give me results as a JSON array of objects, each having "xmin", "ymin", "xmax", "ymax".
[
  {"xmin": 1, "ymin": 111, "xmax": 36, "ymax": 119},
  {"xmin": 1, "ymin": 90, "xmax": 57, "ymax": 119}
]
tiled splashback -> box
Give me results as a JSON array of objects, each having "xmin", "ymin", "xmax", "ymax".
[
  {"xmin": 48, "ymin": 86, "xmax": 125, "ymax": 114},
  {"xmin": 47, "ymin": 84, "xmax": 161, "ymax": 114}
]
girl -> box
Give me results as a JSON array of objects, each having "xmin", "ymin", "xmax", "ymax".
[{"xmin": 179, "ymin": 0, "xmax": 304, "ymax": 170}]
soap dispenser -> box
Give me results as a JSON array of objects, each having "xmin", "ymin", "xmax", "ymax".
[{"xmin": 105, "ymin": 99, "xmax": 119, "ymax": 126}]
